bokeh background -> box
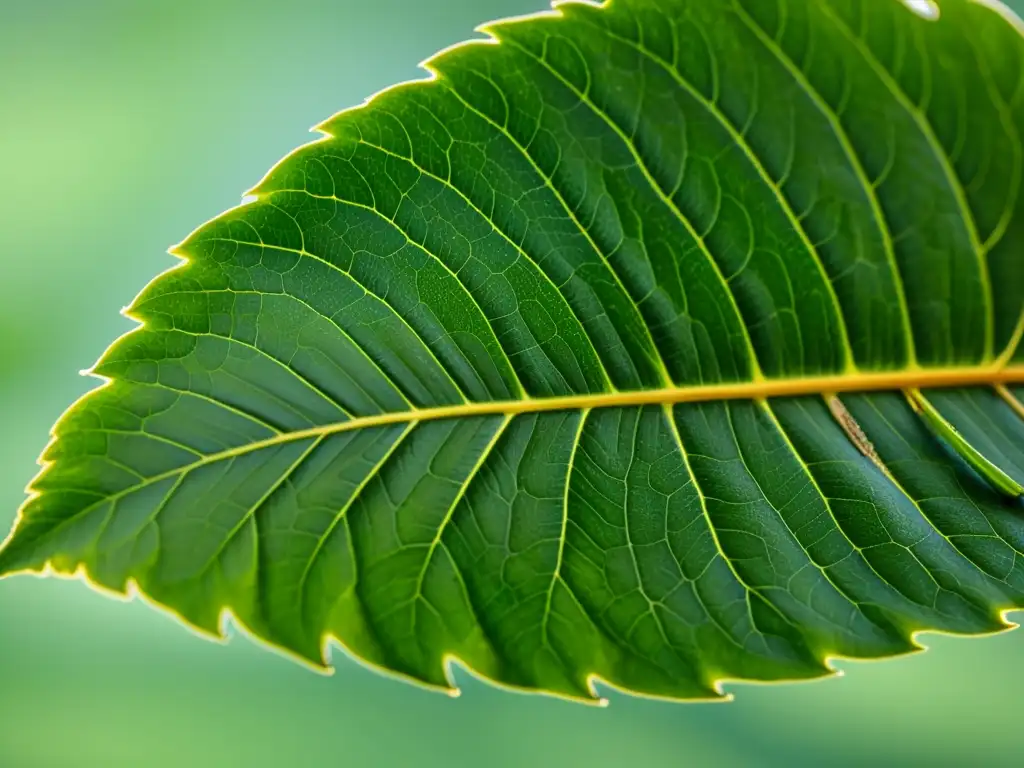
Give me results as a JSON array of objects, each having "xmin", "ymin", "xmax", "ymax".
[{"xmin": 1, "ymin": 1, "xmax": 1022, "ymax": 765}]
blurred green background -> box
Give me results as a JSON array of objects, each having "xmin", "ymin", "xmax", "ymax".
[{"xmin": 1, "ymin": 1, "xmax": 1021, "ymax": 765}]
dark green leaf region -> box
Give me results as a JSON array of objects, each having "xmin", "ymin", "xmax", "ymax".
[{"xmin": 3, "ymin": 0, "xmax": 1024, "ymax": 703}]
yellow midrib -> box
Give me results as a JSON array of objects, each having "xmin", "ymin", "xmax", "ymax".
[
  {"xmin": 182, "ymin": 364, "xmax": 1024, "ymax": 462},
  {"xmin": 7, "ymin": 362, "xmax": 1022, "ymax": 553}
]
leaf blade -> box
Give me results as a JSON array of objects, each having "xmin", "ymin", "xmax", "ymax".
[{"xmin": 3, "ymin": 0, "xmax": 1024, "ymax": 704}]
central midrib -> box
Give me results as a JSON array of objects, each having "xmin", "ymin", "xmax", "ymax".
[
  {"xmin": 69, "ymin": 364, "xmax": 1024, "ymax": 472},
  {"xmin": 93, "ymin": 364, "xmax": 1024, "ymax": 463},
  {"xmin": 4, "ymin": 363, "xmax": 1023, "ymax": 570}
]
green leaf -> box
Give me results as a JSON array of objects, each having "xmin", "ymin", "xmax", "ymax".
[{"xmin": 2, "ymin": 0, "xmax": 1024, "ymax": 703}]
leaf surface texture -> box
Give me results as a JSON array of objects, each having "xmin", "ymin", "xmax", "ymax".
[{"xmin": 3, "ymin": 0, "xmax": 1024, "ymax": 702}]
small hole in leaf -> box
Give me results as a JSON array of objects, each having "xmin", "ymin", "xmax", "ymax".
[{"xmin": 902, "ymin": 0, "xmax": 940, "ymax": 20}]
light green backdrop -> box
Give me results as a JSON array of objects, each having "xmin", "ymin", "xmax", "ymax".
[{"xmin": 1, "ymin": 1, "xmax": 1020, "ymax": 765}]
